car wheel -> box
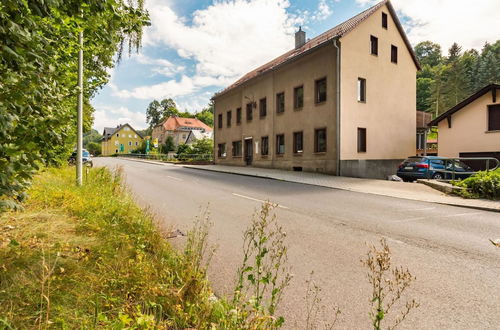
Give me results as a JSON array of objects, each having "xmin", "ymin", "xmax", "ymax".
[{"xmin": 432, "ymin": 173, "xmax": 443, "ymax": 180}]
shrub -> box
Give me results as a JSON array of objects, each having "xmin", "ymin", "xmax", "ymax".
[{"xmin": 453, "ymin": 168, "xmax": 500, "ymax": 200}]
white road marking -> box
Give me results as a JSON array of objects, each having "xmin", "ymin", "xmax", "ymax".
[
  {"xmin": 231, "ymin": 193, "xmax": 289, "ymax": 209},
  {"xmin": 166, "ymin": 175, "xmax": 183, "ymax": 181},
  {"xmin": 442, "ymin": 212, "xmax": 482, "ymax": 218},
  {"xmin": 393, "ymin": 217, "xmax": 427, "ymax": 223},
  {"xmin": 406, "ymin": 207, "xmax": 436, "ymax": 211}
]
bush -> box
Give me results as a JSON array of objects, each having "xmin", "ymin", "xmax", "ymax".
[{"xmin": 453, "ymin": 168, "xmax": 500, "ymax": 200}]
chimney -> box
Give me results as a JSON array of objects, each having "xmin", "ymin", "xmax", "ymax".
[{"xmin": 295, "ymin": 26, "xmax": 306, "ymax": 49}]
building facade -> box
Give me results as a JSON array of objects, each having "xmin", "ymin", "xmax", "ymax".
[
  {"xmin": 152, "ymin": 116, "xmax": 213, "ymax": 147},
  {"xmin": 212, "ymin": 0, "xmax": 419, "ymax": 179},
  {"xmin": 101, "ymin": 124, "xmax": 143, "ymax": 156},
  {"xmin": 428, "ymin": 84, "xmax": 500, "ymax": 170}
]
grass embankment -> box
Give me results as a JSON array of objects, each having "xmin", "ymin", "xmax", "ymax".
[{"xmin": 0, "ymin": 167, "xmax": 220, "ymax": 328}]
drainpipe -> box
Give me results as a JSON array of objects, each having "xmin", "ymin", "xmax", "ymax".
[{"xmin": 333, "ymin": 39, "xmax": 341, "ymax": 176}]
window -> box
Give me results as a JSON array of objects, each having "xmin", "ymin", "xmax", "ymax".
[
  {"xmin": 276, "ymin": 92, "xmax": 285, "ymax": 113},
  {"xmin": 293, "ymin": 131, "xmax": 303, "ymax": 153},
  {"xmin": 488, "ymin": 104, "xmax": 500, "ymax": 131},
  {"xmin": 416, "ymin": 132, "xmax": 425, "ymax": 150},
  {"xmin": 227, "ymin": 110, "xmax": 232, "ymax": 127},
  {"xmin": 246, "ymin": 103, "xmax": 253, "ymax": 121},
  {"xmin": 358, "ymin": 128, "xmax": 367, "ymax": 152},
  {"xmin": 294, "ymin": 85, "xmax": 304, "ymax": 109},
  {"xmin": 314, "ymin": 128, "xmax": 327, "ymax": 153},
  {"xmin": 357, "ymin": 78, "xmax": 366, "ymax": 102},
  {"xmin": 122, "ymin": 134, "xmax": 125, "ymax": 137},
  {"xmin": 370, "ymin": 35, "xmax": 378, "ymax": 55},
  {"xmin": 259, "ymin": 97, "xmax": 267, "ymax": 118},
  {"xmin": 115, "ymin": 149, "xmax": 118, "ymax": 153},
  {"xmin": 276, "ymin": 134, "xmax": 285, "ymax": 155},
  {"xmin": 382, "ymin": 12, "xmax": 388, "ymax": 29},
  {"xmin": 232, "ymin": 141, "xmax": 242, "ymax": 157},
  {"xmin": 116, "ymin": 133, "xmax": 119, "ymax": 137},
  {"xmin": 261, "ymin": 136, "xmax": 269, "ymax": 156},
  {"xmin": 218, "ymin": 113, "xmax": 223, "ymax": 128},
  {"xmin": 134, "ymin": 134, "xmax": 137, "ymax": 138},
  {"xmin": 128, "ymin": 141, "xmax": 132, "ymax": 146},
  {"xmin": 218, "ymin": 143, "xmax": 226, "ymax": 158},
  {"xmin": 236, "ymin": 107, "xmax": 242, "ymax": 124},
  {"xmin": 124, "ymin": 127, "xmax": 130, "ymax": 131},
  {"xmin": 315, "ymin": 77, "xmax": 327, "ymax": 103},
  {"xmin": 135, "ymin": 141, "xmax": 138, "ymax": 146},
  {"xmin": 391, "ymin": 45, "xmax": 398, "ymax": 63}
]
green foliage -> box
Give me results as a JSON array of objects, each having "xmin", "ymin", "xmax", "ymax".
[
  {"xmin": 86, "ymin": 141, "xmax": 101, "ymax": 156},
  {"xmin": 195, "ymin": 101, "xmax": 215, "ymax": 127},
  {"xmin": 0, "ymin": 0, "xmax": 150, "ymax": 209},
  {"xmin": 161, "ymin": 136, "xmax": 176, "ymax": 153},
  {"xmin": 146, "ymin": 98, "xmax": 182, "ymax": 128},
  {"xmin": 414, "ymin": 40, "xmax": 499, "ymax": 114},
  {"xmin": 453, "ymin": 169, "xmax": 500, "ymax": 200},
  {"xmin": 83, "ymin": 129, "xmax": 101, "ymax": 147},
  {"xmin": 176, "ymin": 138, "xmax": 214, "ymax": 161}
]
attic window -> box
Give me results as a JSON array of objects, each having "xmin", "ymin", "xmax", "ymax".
[{"xmin": 382, "ymin": 12, "xmax": 388, "ymax": 29}]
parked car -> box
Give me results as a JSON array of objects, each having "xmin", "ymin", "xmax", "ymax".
[
  {"xmin": 397, "ymin": 156, "xmax": 474, "ymax": 182},
  {"xmin": 68, "ymin": 149, "xmax": 93, "ymax": 167}
]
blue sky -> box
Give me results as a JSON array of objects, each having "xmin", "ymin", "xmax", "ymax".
[{"xmin": 91, "ymin": 0, "xmax": 500, "ymax": 132}]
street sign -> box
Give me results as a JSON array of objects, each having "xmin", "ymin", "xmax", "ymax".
[{"xmin": 154, "ymin": 138, "xmax": 159, "ymax": 148}]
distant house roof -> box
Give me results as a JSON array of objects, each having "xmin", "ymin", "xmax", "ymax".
[
  {"xmin": 101, "ymin": 123, "xmax": 143, "ymax": 141},
  {"xmin": 428, "ymin": 84, "xmax": 500, "ymax": 126},
  {"xmin": 416, "ymin": 110, "xmax": 432, "ymax": 129},
  {"xmin": 160, "ymin": 116, "xmax": 213, "ymax": 132},
  {"xmin": 213, "ymin": 0, "xmax": 419, "ymax": 99}
]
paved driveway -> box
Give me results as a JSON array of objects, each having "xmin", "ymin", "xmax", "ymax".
[{"xmin": 95, "ymin": 158, "xmax": 500, "ymax": 329}]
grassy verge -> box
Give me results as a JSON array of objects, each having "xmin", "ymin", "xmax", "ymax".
[{"xmin": 0, "ymin": 166, "xmax": 218, "ymax": 328}]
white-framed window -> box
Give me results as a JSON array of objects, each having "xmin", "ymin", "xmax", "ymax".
[
  {"xmin": 129, "ymin": 134, "xmax": 132, "ymax": 138},
  {"xmin": 128, "ymin": 141, "xmax": 132, "ymax": 146},
  {"xmin": 124, "ymin": 127, "xmax": 130, "ymax": 131},
  {"xmin": 134, "ymin": 134, "xmax": 137, "ymax": 138},
  {"xmin": 122, "ymin": 134, "xmax": 125, "ymax": 137},
  {"xmin": 114, "ymin": 141, "xmax": 119, "ymax": 146}
]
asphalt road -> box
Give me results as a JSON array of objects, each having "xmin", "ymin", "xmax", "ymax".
[{"xmin": 95, "ymin": 158, "xmax": 500, "ymax": 329}]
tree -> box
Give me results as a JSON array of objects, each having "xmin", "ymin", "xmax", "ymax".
[
  {"xmin": 428, "ymin": 64, "xmax": 450, "ymax": 117},
  {"xmin": 446, "ymin": 42, "xmax": 462, "ymax": 64},
  {"xmin": 195, "ymin": 101, "xmax": 214, "ymax": 127},
  {"xmin": 0, "ymin": 0, "xmax": 150, "ymax": 209},
  {"xmin": 146, "ymin": 100, "xmax": 162, "ymax": 129},
  {"xmin": 160, "ymin": 98, "xmax": 180, "ymax": 118},
  {"xmin": 86, "ymin": 142, "xmax": 101, "ymax": 156},
  {"xmin": 414, "ymin": 41, "xmax": 442, "ymax": 67},
  {"xmin": 83, "ymin": 129, "xmax": 101, "ymax": 147},
  {"xmin": 416, "ymin": 77, "xmax": 433, "ymax": 111},
  {"xmin": 161, "ymin": 136, "xmax": 175, "ymax": 153}
]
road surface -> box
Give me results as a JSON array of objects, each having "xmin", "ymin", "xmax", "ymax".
[{"xmin": 95, "ymin": 158, "xmax": 500, "ymax": 329}]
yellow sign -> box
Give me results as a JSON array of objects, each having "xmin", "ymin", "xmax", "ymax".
[{"xmin": 153, "ymin": 138, "xmax": 158, "ymax": 148}]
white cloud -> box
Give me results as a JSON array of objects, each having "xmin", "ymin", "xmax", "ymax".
[
  {"xmin": 93, "ymin": 105, "xmax": 147, "ymax": 133},
  {"xmin": 134, "ymin": 53, "xmax": 184, "ymax": 77},
  {"xmin": 356, "ymin": 0, "xmax": 500, "ymax": 51},
  {"xmin": 312, "ymin": 0, "xmax": 333, "ymax": 21}
]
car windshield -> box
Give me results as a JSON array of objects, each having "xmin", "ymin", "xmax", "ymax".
[{"xmin": 83, "ymin": 151, "xmax": 90, "ymax": 157}]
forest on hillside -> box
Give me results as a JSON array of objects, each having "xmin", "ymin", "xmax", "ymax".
[{"xmin": 415, "ymin": 40, "xmax": 499, "ymax": 118}]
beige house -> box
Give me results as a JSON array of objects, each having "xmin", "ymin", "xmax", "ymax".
[
  {"xmin": 101, "ymin": 123, "xmax": 144, "ymax": 156},
  {"xmin": 152, "ymin": 116, "xmax": 213, "ymax": 147},
  {"xmin": 212, "ymin": 0, "xmax": 419, "ymax": 178},
  {"xmin": 428, "ymin": 84, "xmax": 500, "ymax": 170}
]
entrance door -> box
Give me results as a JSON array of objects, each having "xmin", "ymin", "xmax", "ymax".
[{"xmin": 244, "ymin": 139, "xmax": 253, "ymax": 165}]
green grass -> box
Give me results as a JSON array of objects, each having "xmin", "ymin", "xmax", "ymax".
[{"xmin": 0, "ymin": 166, "xmax": 218, "ymax": 328}]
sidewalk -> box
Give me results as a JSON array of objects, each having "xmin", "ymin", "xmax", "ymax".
[{"xmin": 182, "ymin": 164, "xmax": 500, "ymax": 212}]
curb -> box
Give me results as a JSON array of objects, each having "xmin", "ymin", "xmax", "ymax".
[{"xmin": 182, "ymin": 165, "xmax": 500, "ymax": 213}]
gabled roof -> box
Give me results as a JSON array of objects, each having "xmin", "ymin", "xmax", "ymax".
[
  {"xmin": 101, "ymin": 123, "xmax": 144, "ymax": 141},
  {"xmin": 213, "ymin": 0, "xmax": 419, "ymax": 99},
  {"xmin": 160, "ymin": 116, "xmax": 213, "ymax": 132},
  {"xmin": 428, "ymin": 84, "xmax": 500, "ymax": 126}
]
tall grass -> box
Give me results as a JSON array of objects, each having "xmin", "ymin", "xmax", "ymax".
[{"xmin": 0, "ymin": 166, "xmax": 218, "ymax": 328}]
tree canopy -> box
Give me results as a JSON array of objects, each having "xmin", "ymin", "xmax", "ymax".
[
  {"xmin": 416, "ymin": 40, "xmax": 499, "ymax": 117},
  {"xmin": 0, "ymin": 0, "xmax": 150, "ymax": 209},
  {"xmin": 146, "ymin": 98, "xmax": 214, "ymax": 128}
]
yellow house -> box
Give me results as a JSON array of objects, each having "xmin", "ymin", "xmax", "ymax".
[{"xmin": 101, "ymin": 123, "xmax": 144, "ymax": 156}]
